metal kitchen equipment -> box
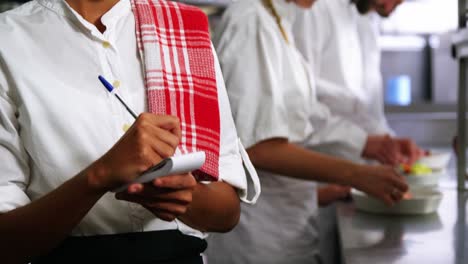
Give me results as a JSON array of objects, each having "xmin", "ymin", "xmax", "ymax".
[{"xmin": 452, "ymin": 0, "xmax": 468, "ymax": 191}]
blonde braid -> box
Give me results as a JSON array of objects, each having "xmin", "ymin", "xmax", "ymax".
[{"xmin": 262, "ymin": 0, "xmax": 289, "ymax": 44}]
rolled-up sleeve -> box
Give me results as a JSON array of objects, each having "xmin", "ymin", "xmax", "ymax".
[
  {"xmin": 0, "ymin": 69, "xmax": 31, "ymax": 213},
  {"xmin": 213, "ymin": 47, "xmax": 260, "ymax": 204}
]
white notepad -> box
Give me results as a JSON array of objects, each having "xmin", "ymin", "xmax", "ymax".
[{"xmin": 113, "ymin": 151, "xmax": 206, "ymax": 193}]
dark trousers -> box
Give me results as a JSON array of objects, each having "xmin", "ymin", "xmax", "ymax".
[{"xmin": 32, "ymin": 230, "xmax": 206, "ymax": 264}]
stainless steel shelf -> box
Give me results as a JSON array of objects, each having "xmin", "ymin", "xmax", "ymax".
[{"xmin": 453, "ymin": 28, "xmax": 468, "ymax": 59}]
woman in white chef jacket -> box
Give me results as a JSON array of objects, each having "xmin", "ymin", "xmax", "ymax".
[{"xmin": 205, "ymin": 0, "xmax": 408, "ymax": 263}]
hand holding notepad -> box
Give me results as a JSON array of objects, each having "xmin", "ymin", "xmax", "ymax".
[{"xmin": 113, "ymin": 151, "xmax": 206, "ymax": 193}]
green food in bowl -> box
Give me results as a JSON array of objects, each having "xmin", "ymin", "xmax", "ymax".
[{"xmin": 399, "ymin": 163, "xmax": 432, "ymax": 175}]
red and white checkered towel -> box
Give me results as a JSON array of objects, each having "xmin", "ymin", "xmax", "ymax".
[{"xmin": 131, "ymin": 0, "xmax": 220, "ymax": 181}]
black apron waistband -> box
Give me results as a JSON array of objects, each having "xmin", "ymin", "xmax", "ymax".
[{"xmin": 32, "ymin": 230, "xmax": 206, "ymax": 264}]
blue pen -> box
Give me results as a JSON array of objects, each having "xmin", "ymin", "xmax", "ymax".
[{"xmin": 98, "ymin": 75, "xmax": 138, "ymax": 119}]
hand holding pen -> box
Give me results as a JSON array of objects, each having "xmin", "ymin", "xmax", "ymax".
[
  {"xmin": 94, "ymin": 76, "xmax": 196, "ymax": 221},
  {"xmin": 93, "ymin": 76, "xmax": 182, "ymax": 189}
]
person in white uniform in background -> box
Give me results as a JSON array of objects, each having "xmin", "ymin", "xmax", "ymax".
[
  {"xmin": 293, "ymin": 0, "xmax": 419, "ymax": 165},
  {"xmin": 293, "ymin": 1, "xmax": 415, "ymax": 263},
  {"xmin": 205, "ymin": 0, "xmax": 409, "ymax": 263}
]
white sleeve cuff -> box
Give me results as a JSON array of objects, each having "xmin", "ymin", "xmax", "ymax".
[
  {"xmin": 346, "ymin": 126, "xmax": 368, "ymax": 162},
  {"xmin": 0, "ymin": 184, "xmax": 31, "ymax": 213},
  {"xmin": 218, "ymin": 139, "xmax": 260, "ymax": 204}
]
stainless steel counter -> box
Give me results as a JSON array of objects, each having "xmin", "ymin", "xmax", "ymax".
[{"xmin": 337, "ymin": 169, "xmax": 468, "ymax": 264}]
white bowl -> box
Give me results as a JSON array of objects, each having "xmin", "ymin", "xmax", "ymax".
[
  {"xmin": 417, "ymin": 151, "xmax": 451, "ymax": 171},
  {"xmin": 352, "ymin": 188, "xmax": 443, "ymax": 215},
  {"xmin": 404, "ymin": 172, "xmax": 442, "ymax": 187}
]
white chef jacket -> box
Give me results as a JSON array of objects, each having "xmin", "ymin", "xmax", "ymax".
[
  {"xmin": 206, "ymin": 0, "xmax": 363, "ymax": 263},
  {"xmin": 0, "ymin": 0, "xmax": 258, "ymax": 238},
  {"xmin": 293, "ymin": 0, "xmax": 393, "ymax": 140},
  {"xmin": 357, "ymin": 13, "xmax": 394, "ymax": 134}
]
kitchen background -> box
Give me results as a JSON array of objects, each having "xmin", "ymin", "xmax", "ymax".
[{"xmin": 0, "ymin": 0, "xmax": 460, "ymax": 147}]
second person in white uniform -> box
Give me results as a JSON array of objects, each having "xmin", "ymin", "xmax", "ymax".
[{"xmin": 205, "ymin": 0, "xmax": 408, "ymax": 263}]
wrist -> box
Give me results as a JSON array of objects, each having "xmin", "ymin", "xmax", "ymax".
[
  {"xmin": 85, "ymin": 159, "xmax": 112, "ymax": 193},
  {"xmin": 345, "ymin": 163, "xmax": 364, "ymax": 188}
]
